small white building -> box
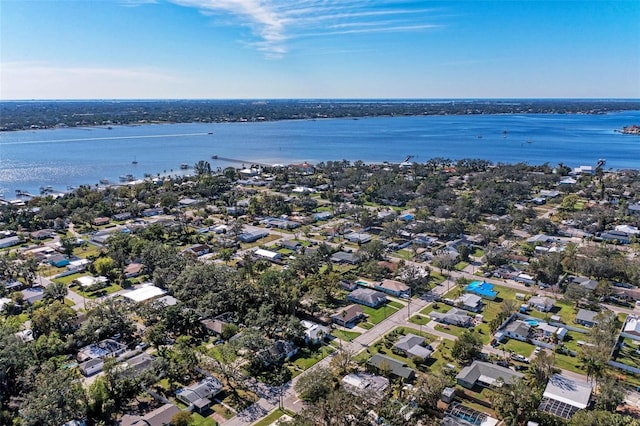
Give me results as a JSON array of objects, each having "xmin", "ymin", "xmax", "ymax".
[
  {"xmin": 254, "ymin": 248, "xmax": 281, "ymax": 261},
  {"xmin": 122, "ymin": 284, "xmax": 167, "ymax": 303},
  {"xmin": 74, "ymin": 275, "xmax": 108, "ymax": 288}
]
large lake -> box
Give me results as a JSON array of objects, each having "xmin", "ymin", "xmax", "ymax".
[{"xmin": 1, "ymin": 111, "xmax": 639, "ymax": 198}]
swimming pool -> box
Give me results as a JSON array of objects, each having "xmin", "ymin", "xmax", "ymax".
[
  {"xmin": 525, "ymin": 319, "xmax": 539, "ymax": 327},
  {"xmin": 465, "ymin": 280, "xmax": 498, "ymax": 299}
]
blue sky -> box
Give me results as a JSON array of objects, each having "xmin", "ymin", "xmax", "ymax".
[{"xmin": 1, "ymin": 0, "xmax": 638, "ymax": 99}]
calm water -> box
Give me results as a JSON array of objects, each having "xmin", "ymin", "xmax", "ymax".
[{"xmin": 1, "ymin": 111, "xmax": 639, "ymax": 198}]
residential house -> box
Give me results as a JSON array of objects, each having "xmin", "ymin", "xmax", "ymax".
[
  {"xmin": 267, "ymin": 340, "xmax": 298, "ymax": 362},
  {"xmin": 538, "ymin": 374, "xmax": 592, "ymax": 419},
  {"xmin": 254, "ymin": 248, "xmax": 281, "ymax": 261},
  {"xmin": 77, "ymin": 339, "xmax": 127, "ymax": 362},
  {"xmin": 48, "ymin": 254, "xmax": 70, "ymax": 268},
  {"xmin": 201, "ymin": 318, "xmax": 228, "ymax": 337},
  {"xmin": 313, "ymin": 211, "xmax": 333, "ymax": 221},
  {"xmin": 573, "ymin": 277, "xmax": 599, "ymax": 292},
  {"xmin": 300, "ymin": 320, "xmax": 329, "ymax": 344},
  {"xmin": 112, "ymin": 212, "xmax": 132, "ymax": 221},
  {"xmin": 375, "ymin": 279, "xmax": 410, "ymax": 298},
  {"xmin": 599, "ymin": 230, "xmax": 632, "ymax": 244},
  {"xmin": 342, "ymin": 373, "xmax": 389, "ymax": 400},
  {"xmin": 93, "ymin": 217, "xmax": 110, "ymax": 226},
  {"xmin": 141, "ymin": 207, "xmax": 164, "ymax": 217},
  {"xmin": 237, "ymin": 227, "xmax": 269, "ymax": 243},
  {"xmin": 331, "ymin": 304, "xmax": 364, "ymax": 327},
  {"xmin": 538, "ymin": 323, "xmax": 567, "ymax": 341},
  {"xmin": 21, "ymin": 287, "xmax": 45, "ymax": 304},
  {"xmin": 344, "ymin": 232, "xmax": 372, "ymax": 244},
  {"xmin": 455, "ymin": 293, "xmax": 483, "ymax": 312},
  {"xmin": 430, "ymin": 308, "xmax": 473, "ymax": 327},
  {"xmin": 528, "ymin": 296, "xmax": 555, "ymax": 312},
  {"xmin": 122, "ymin": 284, "xmax": 167, "ymax": 304},
  {"xmin": 629, "ymin": 203, "xmax": 640, "ymax": 215},
  {"xmin": 175, "ymin": 377, "xmax": 223, "ymax": 413},
  {"xmin": 575, "ymin": 309, "xmax": 599, "ymax": 327},
  {"xmin": 124, "ymin": 263, "xmax": 144, "ymax": 278},
  {"xmin": 456, "ymin": 361, "xmax": 524, "ymax": 389},
  {"xmin": 280, "ymin": 239, "xmax": 302, "ymax": 252},
  {"xmin": 393, "ymin": 334, "xmax": 432, "ymax": 361},
  {"xmin": 79, "ymin": 358, "xmax": 104, "ymax": 376},
  {"xmin": 120, "ymin": 404, "xmax": 180, "ymax": 426},
  {"xmin": 184, "ymin": 244, "xmax": 210, "ymax": 257},
  {"xmin": 502, "ymin": 320, "xmax": 531, "ymax": 342},
  {"xmin": 330, "ymin": 251, "xmax": 360, "ymax": 265},
  {"xmin": 30, "ymin": 229, "xmax": 54, "ymax": 240},
  {"xmin": 0, "ymin": 236, "xmax": 20, "ymax": 248},
  {"xmin": 347, "ymin": 288, "xmax": 387, "ymax": 308},
  {"xmin": 74, "ymin": 275, "xmax": 108, "ymax": 288},
  {"xmin": 623, "ymin": 315, "xmax": 640, "ymax": 338},
  {"xmin": 368, "ymin": 354, "xmax": 415, "ymax": 381}
]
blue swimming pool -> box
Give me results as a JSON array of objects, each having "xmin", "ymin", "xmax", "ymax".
[
  {"xmin": 525, "ymin": 319, "xmax": 539, "ymax": 327},
  {"xmin": 465, "ymin": 280, "xmax": 498, "ymax": 299}
]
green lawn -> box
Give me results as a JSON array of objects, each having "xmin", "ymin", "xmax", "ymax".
[
  {"xmin": 76, "ymin": 244, "xmax": 102, "ymax": 259},
  {"xmin": 277, "ymin": 248, "xmax": 294, "ymax": 255},
  {"xmin": 253, "ymin": 409, "xmax": 293, "ymax": 426},
  {"xmin": 614, "ymin": 338, "xmax": 640, "ymax": 368},
  {"xmin": 409, "ymin": 314, "xmax": 430, "ymax": 326},
  {"xmin": 394, "ymin": 249, "xmax": 414, "ymax": 260},
  {"xmin": 420, "ymin": 303, "xmax": 451, "ymax": 316},
  {"xmin": 427, "ymin": 339, "xmax": 458, "ymax": 373},
  {"xmin": 361, "ymin": 304, "xmax": 399, "ymax": 325},
  {"xmin": 291, "ymin": 346, "xmax": 335, "ymax": 370},
  {"xmin": 455, "ymin": 261, "xmax": 469, "ymax": 271},
  {"xmin": 74, "ymin": 283, "xmax": 122, "ymax": 299},
  {"xmin": 434, "ymin": 324, "xmax": 467, "ymax": 338},
  {"xmin": 388, "ymin": 300, "xmax": 404, "ymax": 309},
  {"xmin": 472, "ymin": 248, "xmax": 485, "ymax": 258},
  {"xmin": 53, "ymin": 272, "xmax": 84, "ymax": 286},
  {"xmin": 501, "ymin": 339, "xmax": 535, "ymax": 357},
  {"xmin": 191, "ymin": 413, "xmax": 217, "ymax": 426},
  {"xmin": 553, "ymin": 352, "xmax": 584, "ymax": 375},
  {"xmin": 332, "ymin": 329, "xmax": 361, "ymax": 342}
]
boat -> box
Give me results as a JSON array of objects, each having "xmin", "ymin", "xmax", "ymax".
[
  {"xmin": 208, "ymin": 132, "xmax": 213, "ymax": 135},
  {"xmin": 132, "ymin": 156, "xmax": 138, "ymax": 165},
  {"xmin": 119, "ymin": 174, "xmax": 135, "ymax": 182},
  {"xmin": 99, "ymin": 178, "xmax": 109, "ymax": 185},
  {"xmin": 180, "ymin": 163, "xmax": 189, "ymax": 170}
]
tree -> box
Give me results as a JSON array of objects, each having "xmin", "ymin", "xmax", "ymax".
[
  {"xmin": 59, "ymin": 235, "xmax": 76, "ymax": 257},
  {"xmin": 595, "ymin": 374, "xmax": 624, "ymax": 412},
  {"xmin": 171, "ymin": 411, "xmax": 193, "ymax": 426},
  {"xmin": 19, "ymin": 363, "xmax": 87, "ymax": 426},
  {"xmin": 358, "ymin": 239, "xmax": 386, "ymax": 261},
  {"xmin": 411, "ymin": 373, "xmax": 450, "ymax": 412},
  {"xmin": 329, "ymin": 348, "xmax": 357, "ymax": 376},
  {"xmin": 194, "ymin": 160, "xmax": 212, "ymax": 176},
  {"xmin": 451, "ymin": 330, "xmax": 482, "ymax": 364},
  {"xmin": 489, "ymin": 379, "xmax": 540, "ymax": 426},
  {"xmin": 31, "ymin": 300, "xmax": 77, "ymax": 337},
  {"xmin": 569, "ymin": 409, "xmax": 639, "ymax": 426},
  {"xmin": 529, "ymin": 350, "xmax": 554, "ymax": 389},
  {"xmin": 43, "ymin": 281, "xmax": 68, "ymax": 302},
  {"xmin": 295, "ymin": 366, "xmax": 336, "ymax": 403}
]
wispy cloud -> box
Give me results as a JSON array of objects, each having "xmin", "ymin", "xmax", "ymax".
[{"xmin": 166, "ymin": 1, "xmax": 442, "ymax": 57}]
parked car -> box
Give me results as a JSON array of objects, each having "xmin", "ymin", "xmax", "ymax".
[
  {"xmin": 496, "ymin": 360, "xmax": 510, "ymax": 368},
  {"xmin": 534, "ymin": 346, "xmax": 542, "ymax": 355}
]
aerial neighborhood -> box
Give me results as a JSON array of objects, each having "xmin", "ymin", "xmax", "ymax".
[{"xmin": 2, "ymin": 157, "xmax": 640, "ymax": 426}]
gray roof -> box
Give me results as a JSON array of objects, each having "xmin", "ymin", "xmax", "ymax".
[
  {"xmin": 176, "ymin": 377, "xmax": 223, "ymax": 405},
  {"xmin": 431, "ymin": 308, "xmax": 472, "ymax": 326},
  {"xmin": 575, "ymin": 309, "xmax": 599, "ymax": 324},
  {"xmin": 347, "ymin": 288, "xmax": 387, "ymax": 306},
  {"xmin": 331, "ymin": 251, "xmax": 360, "ymax": 263},
  {"xmin": 505, "ymin": 320, "xmax": 531, "ymax": 337},
  {"xmin": 456, "ymin": 361, "xmax": 524, "ymax": 387},
  {"xmin": 393, "ymin": 334, "xmax": 425, "ymax": 353},
  {"xmin": 406, "ymin": 345, "xmax": 433, "ymax": 360},
  {"xmin": 542, "ymin": 373, "xmax": 592, "ymax": 409},
  {"xmin": 368, "ymin": 354, "xmax": 415, "ymax": 380},
  {"xmin": 458, "ymin": 293, "xmax": 482, "ymax": 307}
]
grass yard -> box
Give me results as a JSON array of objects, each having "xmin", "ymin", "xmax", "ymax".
[
  {"xmin": 434, "ymin": 324, "xmax": 467, "ymax": 338},
  {"xmin": 500, "ymin": 339, "xmax": 535, "ymax": 357},
  {"xmin": 427, "ymin": 339, "xmax": 457, "ymax": 373},
  {"xmin": 76, "ymin": 243, "xmax": 102, "ymax": 259},
  {"xmin": 420, "ymin": 303, "xmax": 451, "ymax": 316},
  {"xmin": 409, "ymin": 314, "xmax": 430, "ymax": 326},
  {"xmin": 74, "ymin": 283, "xmax": 122, "ymax": 299},
  {"xmin": 253, "ymin": 409, "xmax": 293, "ymax": 426},
  {"xmin": 332, "ymin": 329, "xmax": 361, "ymax": 342},
  {"xmin": 53, "ymin": 272, "xmax": 84, "ymax": 286},
  {"xmin": 394, "ymin": 249, "xmax": 414, "ymax": 260},
  {"xmin": 361, "ymin": 303, "xmax": 399, "ymax": 325},
  {"xmin": 455, "ymin": 261, "xmax": 469, "ymax": 271},
  {"xmin": 191, "ymin": 413, "xmax": 217, "ymax": 426},
  {"xmin": 553, "ymin": 352, "xmax": 584, "ymax": 375},
  {"xmin": 388, "ymin": 300, "xmax": 404, "ymax": 309},
  {"xmin": 291, "ymin": 345, "xmax": 335, "ymax": 370},
  {"xmin": 614, "ymin": 338, "xmax": 640, "ymax": 368},
  {"xmin": 472, "ymin": 248, "xmax": 485, "ymax": 258}
]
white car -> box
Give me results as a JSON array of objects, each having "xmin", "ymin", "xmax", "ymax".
[{"xmin": 534, "ymin": 346, "xmax": 542, "ymax": 355}]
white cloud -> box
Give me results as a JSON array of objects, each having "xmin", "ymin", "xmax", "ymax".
[
  {"xmin": 0, "ymin": 62, "xmax": 176, "ymax": 99},
  {"xmin": 166, "ymin": 1, "xmax": 441, "ymax": 57}
]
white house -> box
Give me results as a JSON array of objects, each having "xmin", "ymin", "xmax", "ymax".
[{"xmin": 254, "ymin": 248, "xmax": 281, "ymax": 261}]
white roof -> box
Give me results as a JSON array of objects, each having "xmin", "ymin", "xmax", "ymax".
[
  {"xmin": 624, "ymin": 316, "xmax": 640, "ymax": 335},
  {"xmin": 75, "ymin": 275, "xmax": 108, "ymax": 287},
  {"xmin": 615, "ymin": 225, "xmax": 640, "ymax": 235},
  {"xmin": 123, "ymin": 284, "xmax": 167, "ymax": 302},
  {"xmin": 543, "ymin": 374, "xmax": 592, "ymax": 409},
  {"xmin": 254, "ymin": 248, "xmax": 280, "ymax": 259},
  {"xmin": 0, "ymin": 297, "xmax": 12, "ymax": 311}
]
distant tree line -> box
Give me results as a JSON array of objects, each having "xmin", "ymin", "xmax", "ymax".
[{"xmin": 2, "ymin": 99, "xmax": 639, "ymax": 131}]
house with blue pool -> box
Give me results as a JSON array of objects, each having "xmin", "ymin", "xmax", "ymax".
[{"xmin": 465, "ymin": 281, "xmax": 498, "ymax": 300}]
